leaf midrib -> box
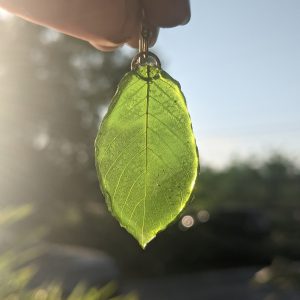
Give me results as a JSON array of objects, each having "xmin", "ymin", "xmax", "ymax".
[{"xmin": 142, "ymin": 66, "xmax": 150, "ymax": 245}]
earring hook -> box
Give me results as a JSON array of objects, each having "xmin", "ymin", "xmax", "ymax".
[
  {"xmin": 131, "ymin": 9, "xmax": 161, "ymax": 70},
  {"xmin": 139, "ymin": 13, "xmax": 149, "ymax": 56}
]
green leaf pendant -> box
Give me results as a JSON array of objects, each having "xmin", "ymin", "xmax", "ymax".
[{"xmin": 95, "ymin": 32, "xmax": 199, "ymax": 248}]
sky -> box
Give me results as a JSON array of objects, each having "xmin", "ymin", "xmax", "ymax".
[
  {"xmin": 1, "ymin": 1, "xmax": 299, "ymax": 168},
  {"xmin": 146, "ymin": 0, "xmax": 300, "ymax": 168}
]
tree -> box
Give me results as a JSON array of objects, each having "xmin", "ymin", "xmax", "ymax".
[{"xmin": 0, "ymin": 17, "xmax": 130, "ymax": 244}]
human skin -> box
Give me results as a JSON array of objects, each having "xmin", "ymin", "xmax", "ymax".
[{"xmin": 0, "ymin": 0, "xmax": 190, "ymax": 51}]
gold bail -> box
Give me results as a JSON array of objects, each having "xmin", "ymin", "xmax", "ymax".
[
  {"xmin": 139, "ymin": 10, "xmax": 149, "ymax": 56},
  {"xmin": 130, "ymin": 10, "xmax": 161, "ymax": 71}
]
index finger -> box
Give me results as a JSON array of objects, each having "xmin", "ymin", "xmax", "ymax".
[
  {"xmin": 127, "ymin": 0, "xmax": 190, "ymax": 49},
  {"xmin": 142, "ymin": 0, "xmax": 191, "ymax": 28}
]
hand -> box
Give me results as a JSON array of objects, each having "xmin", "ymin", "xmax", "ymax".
[{"xmin": 0, "ymin": 0, "xmax": 190, "ymax": 51}]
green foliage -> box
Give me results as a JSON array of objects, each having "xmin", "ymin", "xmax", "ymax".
[
  {"xmin": 253, "ymin": 257, "xmax": 300, "ymax": 290},
  {"xmin": 95, "ymin": 65, "xmax": 199, "ymax": 248},
  {"xmin": 0, "ymin": 204, "xmax": 32, "ymax": 227},
  {"xmin": 193, "ymin": 154, "xmax": 300, "ymax": 212},
  {"xmin": 0, "ymin": 252, "xmax": 138, "ymax": 300},
  {"xmin": 0, "ymin": 206, "xmax": 137, "ymax": 300},
  {"xmin": 2, "ymin": 17, "xmax": 300, "ymax": 274},
  {"xmin": 0, "ymin": 17, "xmax": 130, "ymax": 243}
]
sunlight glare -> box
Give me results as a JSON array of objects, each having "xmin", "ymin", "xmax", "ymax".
[{"xmin": 0, "ymin": 8, "xmax": 13, "ymax": 21}]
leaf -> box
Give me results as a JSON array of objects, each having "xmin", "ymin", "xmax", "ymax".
[{"xmin": 95, "ymin": 65, "xmax": 199, "ymax": 248}]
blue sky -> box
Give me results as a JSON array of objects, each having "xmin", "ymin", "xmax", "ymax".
[
  {"xmin": 146, "ymin": 0, "xmax": 300, "ymax": 167},
  {"xmin": 1, "ymin": 1, "xmax": 299, "ymax": 168}
]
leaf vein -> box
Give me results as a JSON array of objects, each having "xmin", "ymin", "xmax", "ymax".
[
  {"xmin": 129, "ymin": 196, "xmax": 145, "ymax": 223},
  {"xmin": 112, "ymin": 147, "xmax": 146, "ymax": 199},
  {"xmin": 148, "ymin": 113, "xmax": 187, "ymax": 147},
  {"xmin": 149, "ymin": 95, "xmax": 182, "ymax": 120},
  {"xmin": 148, "ymin": 127, "xmax": 190, "ymax": 179},
  {"xmin": 153, "ymin": 81, "xmax": 177, "ymax": 102},
  {"xmin": 115, "ymin": 83, "xmax": 146, "ymax": 110},
  {"xmin": 148, "ymin": 147, "xmax": 170, "ymax": 169},
  {"xmin": 103, "ymin": 129, "xmax": 145, "ymax": 180},
  {"xmin": 120, "ymin": 172, "xmax": 145, "ymax": 218}
]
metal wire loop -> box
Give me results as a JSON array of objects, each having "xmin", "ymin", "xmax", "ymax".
[
  {"xmin": 131, "ymin": 51, "xmax": 161, "ymax": 71},
  {"xmin": 139, "ymin": 24, "xmax": 149, "ymax": 55},
  {"xmin": 131, "ymin": 18, "xmax": 161, "ymax": 70}
]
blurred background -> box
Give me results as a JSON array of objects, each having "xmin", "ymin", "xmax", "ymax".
[{"xmin": 0, "ymin": 0, "xmax": 300, "ymax": 299}]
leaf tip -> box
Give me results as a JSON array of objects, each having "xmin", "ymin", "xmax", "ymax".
[
  {"xmin": 140, "ymin": 242, "xmax": 147, "ymax": 250},
  {"xmin": 136, "ymin": 233, "xmax": 157, "ymax": 250},
  {"xmin": 136, "ymin": 237, "xmax": 148, "ymax": 250}
]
